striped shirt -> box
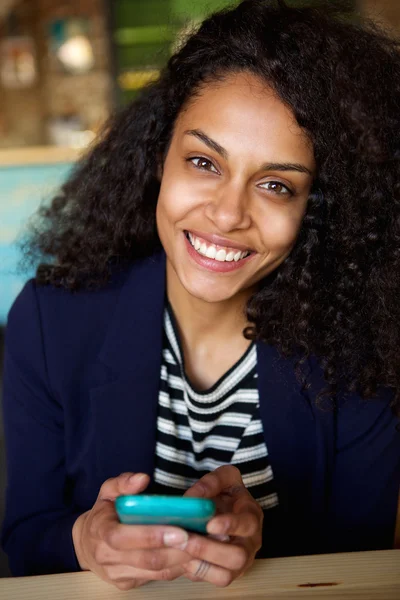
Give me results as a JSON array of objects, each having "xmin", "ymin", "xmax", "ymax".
[{"xmin": 152, "ymin": 305, "xmax": 279, "ymax": 511}]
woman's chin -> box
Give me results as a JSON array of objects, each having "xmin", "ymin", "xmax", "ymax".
[{"xmin": 180, "ymin": 280, "xmax": 244, "ymax": 304}]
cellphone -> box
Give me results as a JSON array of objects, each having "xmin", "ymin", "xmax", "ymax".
[{"xmin": 115, "ymin": 495, "xmax": 216, "ymax": 533}]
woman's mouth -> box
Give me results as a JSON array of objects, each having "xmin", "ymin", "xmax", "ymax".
[
  {"xmin": 185, "ymin": 231, "xmax": 252, "ymax": 262},
  {"xmin": 183, "ymin": 230, "xmax": 255, "ymax": 273}
]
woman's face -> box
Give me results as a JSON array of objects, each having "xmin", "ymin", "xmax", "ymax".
[{"xmin": 156, "ymin": 71, "xmax": 316, "ymax": 304}]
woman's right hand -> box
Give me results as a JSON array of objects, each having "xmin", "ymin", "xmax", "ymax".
[{"xmin": 72, "ymin": 472, "xmax": 191, "ymax": 590}]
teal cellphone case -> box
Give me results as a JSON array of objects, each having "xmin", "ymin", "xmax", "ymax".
[{"xmin": 115, "ymin": 495, "xmax": 216, "ymax": 533}]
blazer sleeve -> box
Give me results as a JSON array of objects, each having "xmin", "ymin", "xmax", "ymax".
[{"xmin": 1, "ymin": 280, "xmax": 84, "ymax": 576}]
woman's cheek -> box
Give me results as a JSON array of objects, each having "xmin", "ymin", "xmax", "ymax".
[
  {"xmin": 260, "ymin": 212, "xmax": 303, "ymax": 253},
  {"xmin": 158, "ymin": 180, "xmax": 205, "ymax": 224}
]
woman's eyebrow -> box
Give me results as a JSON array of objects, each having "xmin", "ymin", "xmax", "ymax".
[
  {"xmin": 260, "ymin": 162, "xmax": 313, "ymax": 176},
  {"xmin": 184, "ymin": 129, "xmax": 228, "ymax": 160},
  {"xmin": 184, "ymin": 128, "xmax": 313, "ymax": 176}
]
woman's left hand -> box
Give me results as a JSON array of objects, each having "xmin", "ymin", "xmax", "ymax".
[{"xmin": 176, "ymin": 465, "xmax": 264, "ymax": 587}]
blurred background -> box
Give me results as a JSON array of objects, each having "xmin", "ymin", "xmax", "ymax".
[{"xmin": 0, "ymin": 0, "xmax": 399, "ymax": 578}]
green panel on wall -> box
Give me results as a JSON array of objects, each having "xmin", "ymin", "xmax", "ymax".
[
  {"xmin": 115, "ymin": 0, "xmax": 173, "ymax": 27},
  {"xmin": 121, "ymin": 89, "xmax": 141, "ymax": 104},
  {"xmin": 115, "ymin": 26, "xmax": 175, "ymax": 45},
  {"xmin": 172, "ymin": 0, "xmax": 234, "ymax": 21},
  {"xmin": 116, "ymin": 43, "xmax": 169, "ymax": 69}
]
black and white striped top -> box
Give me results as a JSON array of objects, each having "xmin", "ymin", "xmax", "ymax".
[{"xmin": 152, "ymin": 305, "xmax": 279, "ymax": 511}]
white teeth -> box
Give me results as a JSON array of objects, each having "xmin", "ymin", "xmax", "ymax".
[
  {"xmin": 215, "ymin": 249, "xmax": 227, "ymax": 261},
  {"xmin": 186, "ymin": 232, "xmax": 251, "ymax": 263},
  {"xmin": 205, "ymin": 245, "xmax": 216, "ymax": 259}
]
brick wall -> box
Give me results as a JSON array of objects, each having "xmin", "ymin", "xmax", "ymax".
[
  {"xmin": 36, "ymin": 0, "xmax": 112, "ymax": 135},
  {"xmin": 0, "ymin": 1, "xmax": 44, "ymax": 147},
  {"xmin": 0, "ymin": 0, "xmax": 112, "ymax": 147}
]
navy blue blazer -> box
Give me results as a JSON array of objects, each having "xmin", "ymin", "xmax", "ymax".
[{"xmin": 2, "ymin": 251, "xmax": 400, "ymax": 576}]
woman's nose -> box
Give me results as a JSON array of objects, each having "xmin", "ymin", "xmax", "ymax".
[{"xmin": 204, "ymin": 183, "xmax": 251, "ymax": 233}]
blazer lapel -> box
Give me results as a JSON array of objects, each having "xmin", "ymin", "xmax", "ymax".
[{"xmin": 89, "ymin": 252, "xmax": 166, "ymax": 482}]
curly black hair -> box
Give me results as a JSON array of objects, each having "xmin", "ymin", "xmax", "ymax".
[{"xmin": 22, "ymin": 0, "xmax": 400, "ymax": 415}]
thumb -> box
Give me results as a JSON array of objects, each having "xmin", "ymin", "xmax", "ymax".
[{"xmin": 98, "ymin": 472, "xmax": 150, "ymax": 502}]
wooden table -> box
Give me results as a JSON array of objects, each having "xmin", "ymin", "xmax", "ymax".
[{"xmin": 0, "ymin": 550, "xmax": 399, "ymax": 599}]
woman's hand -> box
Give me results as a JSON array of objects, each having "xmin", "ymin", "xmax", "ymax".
[
  {"xmin": 180, "ymin": 465, "xmax": 264, "ymax": 587},
  {"xmin": 72, "ymin": 472, "xmax": 192, "ymax": 590}
]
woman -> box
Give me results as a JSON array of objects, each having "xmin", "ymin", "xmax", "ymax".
[{"xmin": 2, "ymin": 0, "xmax": 400, "ymax": 590}]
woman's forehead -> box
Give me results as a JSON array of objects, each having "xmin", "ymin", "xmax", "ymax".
[{"xmin": 174, "ymin": 72, "xmax": 315, "ymax": 170}]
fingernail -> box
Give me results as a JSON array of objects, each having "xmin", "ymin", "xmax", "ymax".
[
  {"xmin": 129, "ymin": 473, "xmax": 147, "ymax": 484},
  {"xmin": 163, "ymin": 530, "xmax": 189, "ymax": 548},
  {"xmin": 207, "ymin": 519, "xmax": 228, "ymax": 535},
  {"xmin": 189, "ymin": 482, "xmax": 206, "ymax": 497}
]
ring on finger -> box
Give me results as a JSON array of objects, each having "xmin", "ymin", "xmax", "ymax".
[{"xmin": 194, "ymin": 560, "xmax": 211, "ymax": 579}]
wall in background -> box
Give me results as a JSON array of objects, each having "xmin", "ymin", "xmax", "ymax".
[
  {"xmin": 0, "ymin": 160, "xmax": 73, "ymax": 324},
  {"xmin": 0, "ymin": 0, "xmax": 112, "ymax": 147},
  {"xmin": 36, "ymin": 0, "xmax": 112, "ymax": 140},
  {"xmin": 112, "ymin": 0, "xmax": 235, "ymax": 104},
  {"xmin": 0, "ymin": 1, "xmax": 44, "ymax": 147}
]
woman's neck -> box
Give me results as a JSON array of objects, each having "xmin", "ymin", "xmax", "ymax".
[{"xmin": 166, "ymin": 261, "xmax": 253, "ymax": 348}]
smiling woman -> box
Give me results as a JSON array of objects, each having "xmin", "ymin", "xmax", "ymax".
[
  {"xmin": 157, "ymin": 73, "xmax": 314, "ymax": 310},
  {"xmin": 1, "ymin": 0, "xmax": 400, "ymax": 591}
]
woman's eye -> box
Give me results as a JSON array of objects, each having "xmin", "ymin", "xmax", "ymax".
[
  {"xmin": 259, "ymin": 181, "xmax": 292, "ymax": 195},
  {"xmin": 189, "ymin": 157, "xmax": 219, "ymax": 173}
]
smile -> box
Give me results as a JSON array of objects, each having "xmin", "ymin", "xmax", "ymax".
[{"xmin": 185, "ymin": 231, "xmax": 252, "ymax": 262}]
